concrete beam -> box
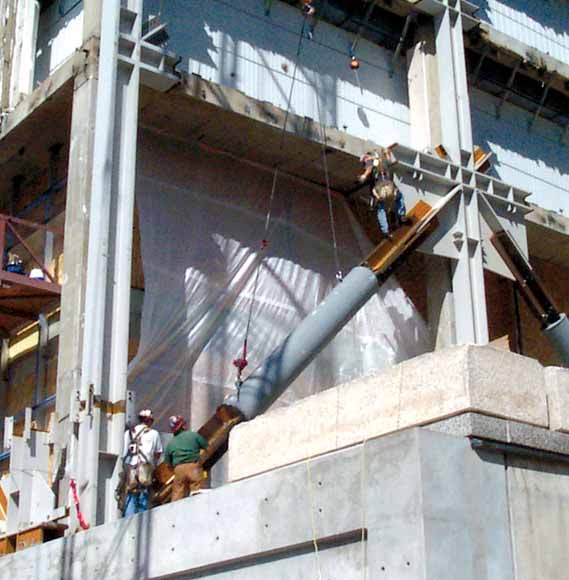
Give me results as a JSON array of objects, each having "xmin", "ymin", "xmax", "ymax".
[
  {"xmin": 526, "ymin": 208, "xmax": 569, "ymax": 268},
  {"xmin": 171, "ymin": 73, "xmax": 373, "ymax": 162},
  {"xmin": 467, "ymin": 23, "xmax": 569, "ymax": 100},
  {"xmin": 0, "ymin": 54, "xmax": 77, "ymax": 150}
]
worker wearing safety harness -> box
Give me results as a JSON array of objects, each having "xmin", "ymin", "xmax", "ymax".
[
  {"xmin": 358, "ymin": 147, "xmax": 408, "ymax": 238},
  {"xmin": 164, "ymin": 415, "xmax": 209, "ymax": 502},
  {"xmin": 120, "ymin": 409, "xmax": 163, "ymax": 516}
]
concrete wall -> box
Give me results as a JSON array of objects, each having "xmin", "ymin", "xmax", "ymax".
[
  {"xmin": 471, "ymin": 88, "xmax": 569, "ymax": 215},
  {"xmin": 475, "ymin": 0, "xmax": 569, "ymax": 65},
  {"xmin": 4, "ymin": 426, "xmax": 569, "ymax": 579},
  {"xmin": 34, "ymin": 0, "xmax": 83, "ymax": 88},
  {"xmin": 144, "ymin": 0, "xmax": 411, "ymax": 146},
  {"xmin": 0, "ymin": 428, "xmax": 519, "ymax": 580}
]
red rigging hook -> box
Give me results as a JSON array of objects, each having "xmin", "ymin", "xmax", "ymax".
[{"xmin": 233, "ymin": 339, "xmax": 249, "ymax": 387}]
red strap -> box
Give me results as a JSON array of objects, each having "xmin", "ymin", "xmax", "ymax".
[
  {"xmin": 233, "ymin": 339, "xmax": 249, "ymax": 382},
  {"xmin": 70, "ymin": 478, "xmax": 90, "ymax": 530}
]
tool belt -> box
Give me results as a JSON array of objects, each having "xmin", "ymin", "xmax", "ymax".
[
  {"xmin": 126, "ymin": 462, "xmax": 154, "ymax": 490},
  {"xmin": 372, "ymin": 180, "xmax": 396, "ymax": 205}
]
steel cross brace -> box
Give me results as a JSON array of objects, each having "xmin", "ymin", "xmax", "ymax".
[
  {"xmin": 496, "ymin": 59, "xmax": 522, "ymax": 119},
  {"xmin": 528, "ymin": 77, "xmax": 552, "ymax": 131}
]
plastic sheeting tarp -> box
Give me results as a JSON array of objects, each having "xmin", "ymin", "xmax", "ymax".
[{"xmin": 128, "ymin": 138, "xmax": 430, "ymax": 429}]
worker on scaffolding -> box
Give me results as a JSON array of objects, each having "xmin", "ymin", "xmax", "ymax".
[
  {"xmin": 120, "ymin": 408, "xmax": 163, "ymax": 517},
  {"xmin": 358, "ymin": 147, "xmax": 408, "ymax": 238},
  {"xmin": 164, "ymin": 415, "xmax": 209, "ymax": 502}
]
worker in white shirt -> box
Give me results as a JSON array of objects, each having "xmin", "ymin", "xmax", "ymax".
[{"xmin": 120, "ymin": 408, "xmax": 163, "ymax": 516}]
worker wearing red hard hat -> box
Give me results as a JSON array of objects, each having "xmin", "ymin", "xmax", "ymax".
[{"xmin": 164, "ymin": 415, "xmax": 209, "ymax": 501}]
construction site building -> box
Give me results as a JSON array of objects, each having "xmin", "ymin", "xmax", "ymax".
[{"xmin": 0, "ymin": 0, "xmax": 569, "ymax": 578}]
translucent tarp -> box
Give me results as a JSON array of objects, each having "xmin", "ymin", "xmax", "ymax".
[{"xmin": 128, "ymin": 139, "xmax": 430, "ymax": 430}]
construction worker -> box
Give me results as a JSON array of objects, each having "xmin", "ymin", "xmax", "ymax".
[
  {"xmin": 358, "ymin": 147, "xmax": 408, "ymax": 238},
  {"xmin": 120, "ymin": 408, "xmax": 163, "ymax": 517},
  {"xmin": 302, "ymin": 0, "xmax": 316, "ymax": 39},
  {"xmin": 164, "ymin": 415, "xmax": 209, "ymax": 502}
]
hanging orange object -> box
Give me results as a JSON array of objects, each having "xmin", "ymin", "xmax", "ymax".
[{"xmin": 350, "ymin": 56, "xmax": 360, "ymax": 70}]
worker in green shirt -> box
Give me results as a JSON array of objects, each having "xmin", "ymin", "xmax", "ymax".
[{"xmin": 165, "ymin": 415, "xmax": 209, "ymax": 501}]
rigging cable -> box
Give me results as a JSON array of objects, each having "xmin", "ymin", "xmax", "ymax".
[
  {"xmin": 233, "ymin": 14, "xmax": 307, "ymax": 388},
  {"xmin": 314, "ymin": 89, "xmax": 342, "ymax": 281}
]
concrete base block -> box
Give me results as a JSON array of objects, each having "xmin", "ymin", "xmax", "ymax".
[
  {"xmin": 229, "ymin": 345, "xmax": 553, "ymax": 481},
  {"xmin": 545, "ymin": 366, "xmax": 569, "ymax": 433}
]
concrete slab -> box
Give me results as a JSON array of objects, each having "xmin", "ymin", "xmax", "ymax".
[
  {"xmin": 229, "ymin": 345, "xmax": 552, "ymax": 481},
  {"xmin": 425, "ymin": 412, "xmax": 569, "ymax": 457}
]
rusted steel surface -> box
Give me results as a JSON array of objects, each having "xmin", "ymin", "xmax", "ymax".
[{"xmin": 153, "ymin": 405, "xmax": 244, "ymax": 505}]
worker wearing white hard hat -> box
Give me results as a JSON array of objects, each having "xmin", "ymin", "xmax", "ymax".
[{"xmin": 119, "ymin": 408, "xmax": 163, "ymax": 517}]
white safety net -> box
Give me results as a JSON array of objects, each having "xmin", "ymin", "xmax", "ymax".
[{"xmin": 128, "ymin": 138, "xmax": 431, "ymax": 430}]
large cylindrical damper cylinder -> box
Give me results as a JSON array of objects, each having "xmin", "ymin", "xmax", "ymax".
[
  {"xmin": 543, "ymin": 313, "xmax": 569, "ymax": 366},
  {"xmin": 226, "ymin": 266, "xmax": 379, "ymax": 420}
]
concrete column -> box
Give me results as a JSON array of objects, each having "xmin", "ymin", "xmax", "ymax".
[
  {"xmin": 53, "ymin": 43, "xmax": 99, "ymax": 508},
  {"xmin": 0, "ymin": 0, "xmax": 17, "ymax": 111},
  {"xmin": 426, "ymin": 255, "xmax": 456, "ymax": 350},
  {"xmin": 82, "ymin": 0, "xmax": 103, "ymax": 42},
  {"xmin": 434, "ymin": 7, "xmax": 473, "ymax": 162},
  {"xmin": 9, "ymin": 0, "xmax": 39, "ymax": 105},
  {"xmin": 406, "ymin": 24, "xmax": 443, "ymax": 152},
  {"xmin": 0, "ymin": 339, "xmax": 9, "ymax": 430}
]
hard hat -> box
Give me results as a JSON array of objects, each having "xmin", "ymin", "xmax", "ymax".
[
  {"xmin": 138, "ymin": 408, "xmax": 154, "ymax": 421},
  {"xmin": 169, "ymin": 415, "xmax": 186, "ymax": 433}
]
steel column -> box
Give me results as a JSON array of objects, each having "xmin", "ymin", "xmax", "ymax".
[
  {"xmin": 434, "ymin": 5, "xmax": 488, "ymax": 344},
  {"xmin": 451, "ymin": 190, "xmax": 489, "ymax": 344},
  {"xmin": 74, "ymin": 0, "xmax": 143, "ymax": 528},
  {"xmin": 434, "ymin": 7, "xmax": 473, "ymax": 162}
]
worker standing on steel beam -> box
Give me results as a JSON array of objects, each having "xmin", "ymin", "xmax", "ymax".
[
  {"xmin": 358, "ymin": 147, "xmax": 408, "ymax": 238},
  {"xmin": 120, "ymin": 409, "xmax": 163, "ymax": 516},
  {"xmin": 164, "ymin": 416, "xmax": 209, "ymax": 501},
  {"xmin": 302, "ymin": 0, "xmax": 316, "ymax": 39}
]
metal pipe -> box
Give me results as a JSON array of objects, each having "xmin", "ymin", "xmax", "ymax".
[
  {"xmin": 226, "ymin": 266, "xmax": 379, "ymax": 419},
  {"xmin": 543, "ymin": 313, "xmax": 569, "ymax": 366}
]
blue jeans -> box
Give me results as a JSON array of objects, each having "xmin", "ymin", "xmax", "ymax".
[
  {"xmin": 377, "ymin": 191, "xmax": 407, "ymax": 235},
  {"xmin": 124, "ymin": 490, "xmax": 149, "ymax": 517}
]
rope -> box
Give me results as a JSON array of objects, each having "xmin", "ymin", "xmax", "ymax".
[
  {"xmin": 360, "ymin": 439, "xmax": 368, "ymax": 580},
  {"xmin": 314, "ymin": 89, "xmax": 342, "ymax": 281},
  {"xmin": 306, "ymin": 459, "xmax": 323, "ymax": 580},
  {"xmin": 278, "ymin": 18, "xmax": 307, "ymax": 152}
]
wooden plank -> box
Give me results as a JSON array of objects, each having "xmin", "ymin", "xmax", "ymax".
[
  {"xmin": 16, "ymin": 527, "xmax": 44, "ymax": 552},
  {"xmin": 363, "ymin": 200, "xmax": 434, "ymax": 276},
  {"xmin": 0, "ymin": 536, "xmax": 16, "ymax": 556},
  {"xmin": 0, "ymin": 486, "xmax": 7, "ymax": 521}
]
